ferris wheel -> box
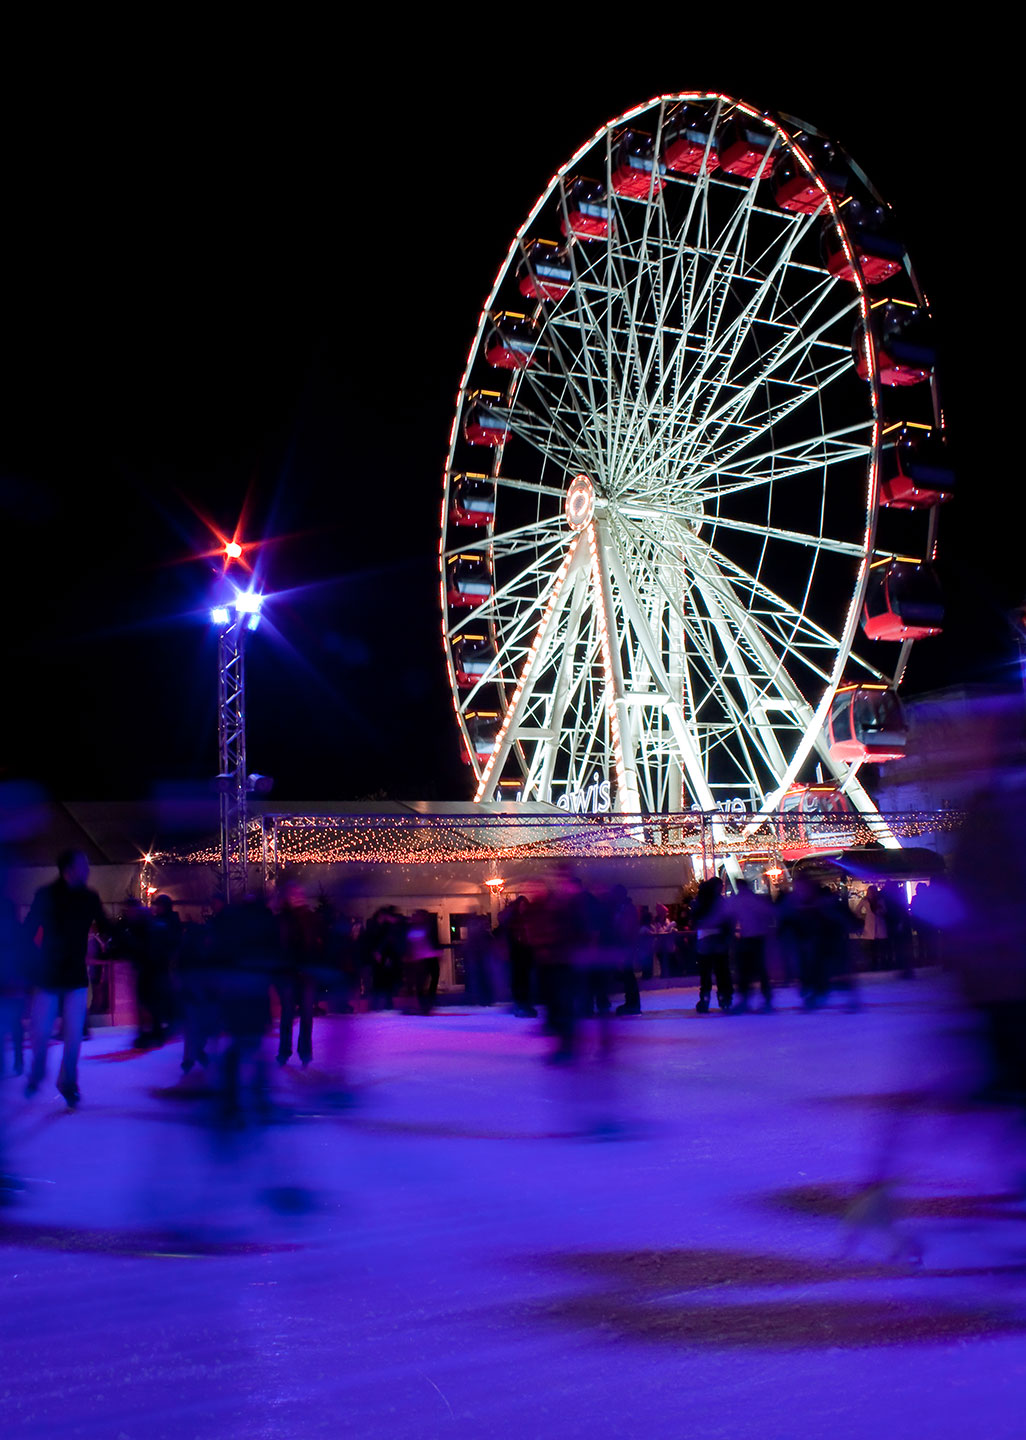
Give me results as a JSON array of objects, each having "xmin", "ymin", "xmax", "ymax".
[{"xmin": 440, "ymin": 93, "xmax": 948, "ymax": 820}]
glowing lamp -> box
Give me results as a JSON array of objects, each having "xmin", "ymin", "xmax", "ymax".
[
  {"xmin": 235, "ymin": 592, "xmax": 263, "ymax": 615},
  {"xmin": 224, "ymin": 540, "xmax": 243, "ymax": 560},
  {"xmin": 210, "ymin": 605, "xmax": 231, "ymax": 626}
]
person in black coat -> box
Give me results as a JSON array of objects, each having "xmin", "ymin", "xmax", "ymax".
[{"xmin": 23, "ymin": 850, "xmax": 109, "ymax": 1106}]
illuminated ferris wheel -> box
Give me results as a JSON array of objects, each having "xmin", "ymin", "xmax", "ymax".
[{"xmin": 440, "ymin": 93, "xmax": 949, "ymax": 818}]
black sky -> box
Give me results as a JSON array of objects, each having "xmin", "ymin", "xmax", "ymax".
[{"xmin": 1, "ymin": 41, "xmax": 1017, "ymax": 802}]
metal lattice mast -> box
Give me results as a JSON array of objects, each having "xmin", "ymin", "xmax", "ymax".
[{"xmin": 217, "ymin": 614, "xmax": 248, "ymax": 903}]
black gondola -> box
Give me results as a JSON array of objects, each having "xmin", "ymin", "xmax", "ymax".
[
  {"xmin": 450, "ymin": 474, "xmax": 496, "ymax": 528},
  {"xmin": 827, "ymin": 684, "xmax": 907, "ymax": 764},
  {"xmin": 777, "ymin": 783, "xmax": 857, "ymax": 860},
  {"xmin": 560, "ymin": 177, "xmax": 611, "ymax": 240},
  {"xmin": 453, "ymin": 634, "xmax": 496, "ymax": 688},
  {"xmin": 610, "ymin": 129, "xmax": 666, "ymax": 199},
  {"xmin": 879, "ymin": 423, "xmax": 954, "ymax": 508},
  {"xmin": 773, "ymin": 137, "xmax": 847, "ymax": 213},
  {"xmin": 485, "ymin": 312, "xmax": 539, "ymax": 370},
  {"xmin": 517, "ymin": 240, "xmax": 572, "ymax": 301},
  {"xmin": 463, "ymin": 391, "xmax": 511, "ymax": 447},
  {"xmin": 464, "ymin": 709, "xmax": 501, "ymax": 762},
  {"xmin": 862, "ymin": 558, "xmax": 943, "ymax": 641},
  {"xmin": 824, "ymin": 199, "xmax": 904, "ymax": 285},
  {"xmin": 447, "ymin": 555, "xmax": 494, "ymax": 610},
  {"xmin": 854, "ymin": 299, "xmax": 935, "ymax": 387},
  {"xmin": 719, "ymin": 118, "xmax": 777, "ymax": 178},
  {"xmin": 663, "ymin": 103, "xmax": 720, "ymax": 175}
]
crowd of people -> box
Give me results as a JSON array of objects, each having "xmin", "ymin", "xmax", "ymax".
[
  {"xmin": 0, "ymin": 850, "xmax": 956, "ymax": 1111},
  {"xmin": 0, "ymin": 815, "xmax": 1023, "ymax": 1259}
]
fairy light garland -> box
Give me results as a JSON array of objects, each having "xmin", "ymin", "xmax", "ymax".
[{"xmin": 154, "ymin": 810, "xmax": 963, "ymax": 869}]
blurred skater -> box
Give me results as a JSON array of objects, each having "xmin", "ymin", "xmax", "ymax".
[
  {"xmin": 23, "ymin": 850, "xmax": 109, "ymax": 1107},
  {"xmin": 692, "ymin": 877, "xmax": 732, "ymax": 1013}
]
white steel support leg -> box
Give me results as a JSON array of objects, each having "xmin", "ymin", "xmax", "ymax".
[
  {"xmin": 600, "ymin": 524, "xmax": 719, "ymax": 813},
  {"xmin": 532, "ymin": 563, "xmax": 594, "ymax": 802},
  {"xmin": 589, "ymin": 520, "xmax": 643, "ymax": 815}
]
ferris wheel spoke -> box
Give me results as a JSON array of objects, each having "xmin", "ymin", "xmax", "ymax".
[
  {"xmin": 612, "ymin": 104, "xmax": 687, "ymax": 476},
  {"xmin": 625, "ymin": 300, "xmax": 854, "ymax": 495},
  {"xmin": 650, "ymin": 158, "xmax": 769, "ymax": 405},
  {"xmin": 680, "ymin": 338, "xmax": 857, "ymax": 484},
  {"xmin": 520, "ymin": 297, "xmax": 618, "ymax": 467},
  {"xmin": 502, "ymin": 394, "xmax": 599, "ymax": 477},
  {"xmin": 674, "ymin": 316, "xmax": 854, "ymax": 488},
  {"xmin": 493, "ymin": 475, "xmax": 567, "ymax": 504},
  {"xmin": 443, "ymin": 513, "xmax": 564, "ymax": 565},
  {"xmin": 696, "ymin": 514, "xmax": 866, "ymax": 560},
  {"xmin": 686, "ymin": 421, "xmax": 873, "ymax": 500},
  {"xmin": 662, "ymin": 210, "xmax": 831, "ymax": 459},
  {"xmin": 620, "ymin": 513, "xmax": 846, "ymax": 676}
]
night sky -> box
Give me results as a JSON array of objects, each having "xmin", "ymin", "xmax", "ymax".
[{"xmin": 1, "ymin": 45, "xmax": 1015, "ymax": 804}]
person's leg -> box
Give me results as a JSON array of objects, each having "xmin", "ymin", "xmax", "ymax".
[
  {"xmin": 297, "ymin": 974, "xmax": 315, "ymax": 1064},
  {"xmin": 734, "ymin": 940, "xmax": 754, "ymax": 1009},
  {"xmin": 56, "ymin": 989, "xmax": 88, "ymax": 1099},
  {"xmin": 617, "ymin": 964, "xmax": 641, "ymax": 1014},
  {"xmin": 276, "ymin": 979, "xmax": 295, "ymax": 1063},
  {"xmin": 696, "ymin": 951, "xmax": 712, "ymax": 1011},
  {"xmin": 756, "ymin": 939, "xmax": 773, "ymax": 1007},
  {"xmin": 715, "ymin": 951, "xmax": 733, "ymax": 1009},
  {"xmin": 26, "ymin": 990, "xmax": 60, "ymax": 1093}
]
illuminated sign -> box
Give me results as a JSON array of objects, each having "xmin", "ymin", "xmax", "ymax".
[{"xmin": 557, "ymin": 771, "xmax": 612, "ymax": 814}]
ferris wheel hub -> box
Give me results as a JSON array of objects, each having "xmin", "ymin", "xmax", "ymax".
[{"xmin": 564, "ymin": 473, "xmax": 596, "ymax": 531}]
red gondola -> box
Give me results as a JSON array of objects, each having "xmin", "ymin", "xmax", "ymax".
[
  {"xmin": 862, "ymin": 558, "xmax": 943, "ymax": 641},
  {"xmin": 450, "ymin": 474, "xmax": 496, "ymax": 528},
  {"xmin": 854, "ymin": 299, "xmax": 934, "ymax": 386},
  {"xmin": 453, "ymin": 634, "xmax": 496, "ymax": 689},
  {"xmin": 463, "ymin": 391, "xmax": 511, "ymax": 447},
  {"xmin": 719, "ymin": 119, "xmax": 777, "ymax": 178},
  {"xmin": 517, "ymin": 240, "xmax": 572, "ymax": 301},
  {"xmin": 560, "ymin": 178, "xmax": 611, "ymax": 240},
  {"xmin": 610, "ymin": 129, "xmax": 666, "ymax": 199},
  {"xmin": 777, "ymin": 783, "xmax": 857, "ymax": 861},
  {"xmin": 879, "ymin": 423, "xmax": 954, "ymax": 509},
  {"xmin": 485, "ymin": 312, "xmax": 539, "ymax": 370},
  {"xmin": 824, "ymin": 200, "xmax": 904, "ymax": 286},
  {"xmin": 663, "ymin": 103, "xmax": 719, "ymax": 175},
  {"xmin": 827, "ymin": 684, "xmax": 907, "ymax": 764},
  {"xmin": 446, "ymin": 555, "xmax": 494, "ymax": 610}
]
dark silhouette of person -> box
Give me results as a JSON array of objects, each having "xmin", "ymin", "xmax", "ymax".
[
  {"xmin": 692, "ymin": 877, "xmax": 732, "ymax": 1013},
  {"xmin": 274, "ymin": 878, "xmax": 320, "ymax": 1065},
  {"xmin": 23, "ymin": 849, "xmax": 109, "ymax": 1106}
]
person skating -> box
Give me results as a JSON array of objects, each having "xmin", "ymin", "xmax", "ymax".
[
  {"xmin": 23, "ymin": 850, "xmax": 109, "ymax": 1107},
  {"xmin": 691, "ymin": 877, "xmax": 732, "ymax": 1013}
]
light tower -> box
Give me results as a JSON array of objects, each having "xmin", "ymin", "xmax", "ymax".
[{"xmin": 212, "ymin": 573, "xmax": 264, "ymax": 903}]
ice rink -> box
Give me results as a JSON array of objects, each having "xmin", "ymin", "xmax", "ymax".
[{"xmin": 2, "ymin": 977, "xmax": 1024, "ymax": 1439}]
